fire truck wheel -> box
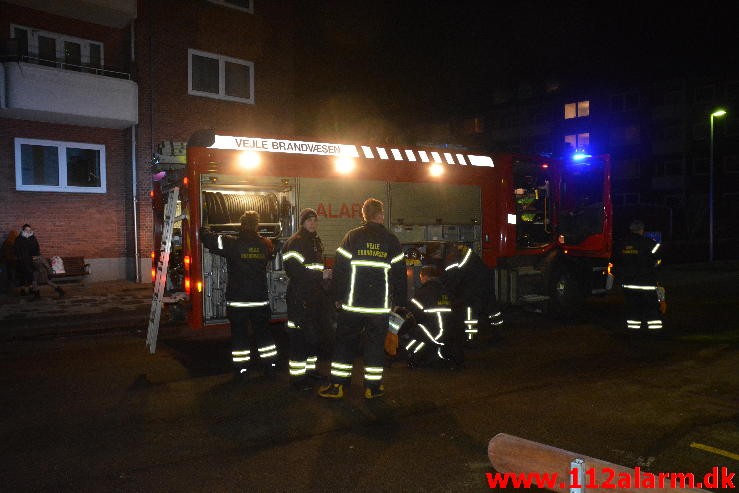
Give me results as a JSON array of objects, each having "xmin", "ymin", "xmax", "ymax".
[{"xmin": 548, "ymin": 268, "xmax": 584, "ymax": 319}]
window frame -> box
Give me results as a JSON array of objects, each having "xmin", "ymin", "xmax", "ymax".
[
  {"xmin": 10, "ymin": 24, "xmax": 104, "ymax": 70},
  {"xmin": 564, "ymin": 100, "xmax": 590, "ymax": 119},
  {"xmin": 14, "ymin": 138, "xmax": 107, "ymax": 193},
  {"xmin": 188, "ymin": 48, "xmax": 255, "ymax": 104}
]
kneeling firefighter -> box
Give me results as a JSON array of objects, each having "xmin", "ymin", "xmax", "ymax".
[{"xmin": 402, "ymin": 265, "xmax": 454, "ymax": 367}]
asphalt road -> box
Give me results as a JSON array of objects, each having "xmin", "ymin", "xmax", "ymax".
[{"xmin": 1, "ymin": 268, "xmax": 737, "ymax": 492}]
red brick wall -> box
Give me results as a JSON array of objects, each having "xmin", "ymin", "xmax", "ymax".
[
  {"xmin": 0, "ymin": 0, "xmax": 297, "ymax": 273},
  {"xmin": 134, "ymin": 0, "xmax": 297, "ymax": 255},
  {"xmin": 0, "ymin": 120, "xmax": 131, "ymax": 259}
]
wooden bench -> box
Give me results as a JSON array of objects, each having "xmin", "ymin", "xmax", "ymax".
[{"xmin": 48, "ymin": 256, "xmax": 91, "ymax": 285}]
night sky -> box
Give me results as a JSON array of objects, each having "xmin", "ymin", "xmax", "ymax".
[{"xmin": 294, "ymin": 2, "xmax": 738, "ymax": 136}]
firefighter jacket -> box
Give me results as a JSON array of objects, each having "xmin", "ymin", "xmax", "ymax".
[
  {"xmin": 200, "ymin": 228, "xmax": 273, "ymax": 306},
  {"xmin": 612, "ymin": 232, "xmax": 661, "ymax": 286},
  {"xmin": 409, "ymin": 278, "xmax": 453, "ymax": 343},
  {"xmin": 442, "ymin": 245, "xmax": 492, "ymax": 308},
  {"xmin": 334, "ymin": 222, "xmax": 407, "ymax": 314},
  {"xmin": 282, "ymin": 227, "xmax": 325, "ymax": 311}
]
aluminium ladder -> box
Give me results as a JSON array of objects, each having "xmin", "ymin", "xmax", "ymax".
[{"xmin": 146, "ymin": 186, "xmax": 183, "ymax": 353}]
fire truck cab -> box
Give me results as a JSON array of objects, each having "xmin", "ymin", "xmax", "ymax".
[{"xmin": 152, "ymin": 130, "xmax": 611, "ymax": 329}]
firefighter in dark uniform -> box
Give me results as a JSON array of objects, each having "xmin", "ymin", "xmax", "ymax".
[
  {"xmin": 282, "ymin": 208, "xmax": 331, "ymax": 390},
  {"xmin": 442, "ymin": 243, "xmax": 502, "ymax": 362},
  {"xmin": 612, "ymin": 219, "xmax": 663, "ymax": 331},
  {"xmin": 319, "ymin": 198, "xmax": 407, "ymax": 399},
  {"xmin": 200, "ymin": 211, "xmax": 277, "ymax": 380},
  {"xmin": 404, "ymin": 265, "xmax": 453, "ymax": 367}
]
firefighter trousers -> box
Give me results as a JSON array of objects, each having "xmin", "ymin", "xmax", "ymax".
[
  {"xmin": 287, "ymin": 313, "xmax": 321, "ymax": 380},
  {"xmin": 622, "ymin": 287, "xmax": 662, "ymax": 330},
  {"xmin": 227, "ymin": 306, "xmax": 276, "ymax": 370},
  {"xmin": 328, "ymin": 311, "xmax": 388, "ymax": 390}
]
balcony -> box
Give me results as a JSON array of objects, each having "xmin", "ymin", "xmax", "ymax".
[
  {"xmin": 0, "ymin": 60, "xmax": 138, "ymax": 129},
  {"xmin": 4, "ymin": 0, "xmax": 136, "ymax": 28}
]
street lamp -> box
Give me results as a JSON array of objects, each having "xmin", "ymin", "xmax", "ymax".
[{"xmin": 709, "ymin": 109, "xmax": 727, "ymax": 261}]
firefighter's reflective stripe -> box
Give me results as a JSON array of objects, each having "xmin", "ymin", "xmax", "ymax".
[
  {"xmin": 445, "ymin": 248, "xmax": 472, "ymax": 271},
  {"xmin": 490, "ymin": 311, "xmax": 504, "ymax": 326},
  {"xmin": 647, "ymin": 320, "xmax": 663, "ymax": 329},
  {"xmin": 622, "ymin": 284, "xmax": 657, "ymax": 290},
  {"xmin": 283, "ymin": 250, "xmax": 306, "ymax": 263},
  {"xmin": 365, "ymin": 366, "xmax": 383, "ymax": 381},
  {"xmin": 411, "ymin": 298, "xmax": 424, "ymax": 310},
  {"xmin": 259, "ymin": 344, "xmax": 278, "ymax": 359},
  {"xmin": 626, "ymin": 319, "xmax": 641, "ymax": 329},
  {"xmin": 227, "ymin": 300, "xmax": 270, "ymax": 307},
  {"xmin": 232, "ymin": 349, "xmax": 251, "ymax": 363},
  {"xmin": 458, "ymin": 248, "xmax": 472, "ymax": 268},
  {"xmin": 390, "ymin": 253, "xmax": 405, "ymax": 264},
  {"xmin": 425, "ymin": 307, "xmax": 452, "ymax": 313},
  {"xmin": 465, "ymin": 306, "xmax": 479, "ymax": 340},
  {"xmin": 418, "ymin": 323, "xmax": 444, "ymax": 346},
  {"xmin": 651, "ymin": 243, "xmax": 661, "ymax": 254},
  {"xmin": 306, "ymin": 355, "xmax": 318, "ymax": 371},
  {"xmin": 343, "ymin": 259, "xmax": 392, "ymax": 314},
  {"xmin": 330, "ymin": 361, "xmax": 352, "ymax": 379},
  {"xmin": 287, "ymin": 320, "xmax": 298, "ymax": 329},
  {"xmin": 337, "ymin": 247, "xmax": 353, "ymax": 259},
  {"xmin": 284, "ymin": 250, "xmax": 324, "ymax": 271},
  {"xmin": 289, "ymin": 360, "xmax": 306, "ymax": 376},
  {"xmin": 217, "ymin": 235, "xmax": 223, "ymax": 250}
]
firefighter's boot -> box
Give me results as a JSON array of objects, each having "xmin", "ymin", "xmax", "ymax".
[
  {"xmin": 364, "ymin": 384, "xmax": 385, "ymax": 399},
  {"xmin": 318, "ymin": 383, "xmax": 344, "ymax": 399}
]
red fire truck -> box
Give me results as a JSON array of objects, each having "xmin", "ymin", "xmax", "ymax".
[{"xmin": 152, "ymin": 130, "xmax": 611, "ymax": 329}]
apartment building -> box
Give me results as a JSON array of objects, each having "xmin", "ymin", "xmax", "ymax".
[
  {"xmin": 1, "ymin": 0, "xmax": 295, "ymax": 283},
  {"xmin": 482, "ymin": 76, "xmax": 739, "ymax": 261}
]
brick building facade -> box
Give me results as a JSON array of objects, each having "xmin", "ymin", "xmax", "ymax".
[{"xmin": 1, "ymin": 0, "xmax": 295, "ymax": 283}]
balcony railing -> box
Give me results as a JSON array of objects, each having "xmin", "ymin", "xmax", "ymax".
[{"xmin": 9, "ymin": 54, "xmax": 131, "ymax": 80}]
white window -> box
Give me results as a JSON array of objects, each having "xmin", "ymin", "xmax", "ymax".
[
  {"xmin": 564, "ymin": 100, "xmax": 589, "ymax": 119},
  {"xmin": 207, "ymin": 0, "xmax": 253, "ymax": 13},
  {"xmin": 188, "ymin": 49, "xmax": 254, "ymax": 104},
  {"xmin": 15, "ymin": 138, "xmax": 106, "ymax": 193},
  {"xmin": 10, "ymin": 24, "xmax": 103, "ymax": 72}
]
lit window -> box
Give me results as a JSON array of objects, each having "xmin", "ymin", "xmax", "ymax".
[
  {"xmin": 564, "ymin": 100, "xmax": 590, "ymax": 119},
  {"xmin": 15, "ymin": 138, "xmax": 106, "ymax": 193},
  {"xmin": 564, "ymin": 103, "xmax": 577, "ymax": 119},
  {"xmin": 189, "ymin": 49, "xmax": 254, "ymax": 104},
  {"xmin": 564, "ymin": 133, "xmax": 590, "ymax": 150}
]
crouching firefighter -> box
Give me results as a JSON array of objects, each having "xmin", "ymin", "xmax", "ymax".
[
  {"xmin": 319, "ymin": 198, "xmax": 407, "ymax": 399},
  {"xmin": 612, "ymin": 219, "xmax": 663, "ymax": 331},
  {"xmin": 200, "ymin": 211, "xmax": 278, "ymax": 381},
  {"xmin": 403, "ymin": 265, "xmax": 455, "ymax": 367},
  {"xmin": 442, "ymin": 243, "xmax": 502, "ymax": 354}
]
